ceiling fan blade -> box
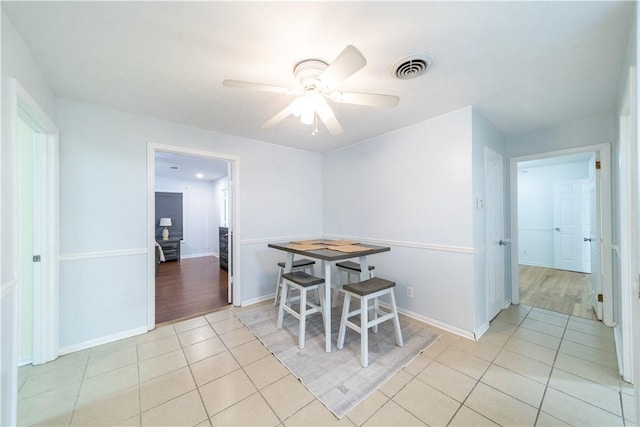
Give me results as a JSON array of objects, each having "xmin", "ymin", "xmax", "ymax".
[
  {"xmin": 262, "ymin": 105, "xmax": 293, "ymax": 128},
  {"xmin": 315, "ymin": 102, "xmax": 344, "ymax": 136},
  {"xmin": 223, "ymin": 79, "xmax": 299, "ymax": 95},
  {"xmin": 317, "ymin": 45, "xmax": 367, "ymax": 89},
  {"xmin": 330, "ymin": 91, "xmax": 400, "ymax": 109}
]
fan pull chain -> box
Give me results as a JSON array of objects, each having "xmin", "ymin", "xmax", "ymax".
[{"xmin": 312, "ymin": 112, "xmax": 319, "ymax": 136}]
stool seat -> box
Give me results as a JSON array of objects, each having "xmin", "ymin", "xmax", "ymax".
[
  {"xmin": 277, "ymin": 259, "xmax": 316, "ymax": 269},
  {"xmin": 336, "ymin": 261, "xmax": 375, "ymax": 273},
  {"xmin": 344, "ymin": 278, "xmax": 395, "ymax": 296},
  {"xmin": 282, "ymin": 271, "xmax": 325, "ymax": 287}
]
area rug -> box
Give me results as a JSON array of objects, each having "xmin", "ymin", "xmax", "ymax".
[{"xmin": 235, "ymin": 301, "xmax": 441, "ymax": 418}]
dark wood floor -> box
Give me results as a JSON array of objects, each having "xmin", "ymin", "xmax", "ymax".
[{"xmin": 155, "ymin": 256, "xmax": 229, "ymax": 325}]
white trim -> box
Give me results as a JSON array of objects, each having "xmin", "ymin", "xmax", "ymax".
[
  {"xmin": 147, "ymin": 143, "xmax": 242, "ymax": 330},
  {"xmin": 240, "ymin": 234, "xmax": 483, "ymax": 256},
  {"xmin": 1, "ymin": 280, "xmax": 18, "ymax": 297},
  {"xmin": 323, "ymin": 234, "xmax": 480, "ymax": 254},
  {"xmin": 240, "ymin": 235, "xmax": 322, "ymax": 245},
  {"xmin": 509, "ymin": 143, "xmax": 613, "ymax": 327},
  {"xmin": 396, "ymin": 307, "xmax": 476, "ymax": 340},
  {"xmin": 617, "ymin": 65, "xmax": 638, "ymax": 385},
  {"xmin": 474, "ymin": 321, "xmax": 491, "ymax": 340},
  {"xmin": 58, "ymin": 326, "xmax": 148, "ymax": 356},
  {"xmin": 180, "ymin": 252, "xmax": 215, "ymax": 260},
  {"xmin": 59, "ymin": 248, "xmax": 147, "ymax": 262},
  {"xmin": 11, "ymin": 79, "xmax": 60, "ymax": 370},
  {"xmin": 241, "ymin": 294, "xmax": 275, "ymax": 307}
]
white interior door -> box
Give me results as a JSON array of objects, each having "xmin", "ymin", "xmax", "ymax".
[
  {"xmin": 486, "ymin": 147, "xmax": 506, "ymax": 320},
  {"xmin": 553, "ymin": 180, "xmax": 588, "ymax": 273}
]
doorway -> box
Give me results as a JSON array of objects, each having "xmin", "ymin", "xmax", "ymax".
[
  {"xmin": 147, "ymin": 144, "xmax": 240, "ymax": 329},
  {"xmin": 516, "ymin": 153, "xmax": 596, "ymax": 320},
  {"xmin": 510, "ymin": 144, "xmax": 613, "ymax": 326}
]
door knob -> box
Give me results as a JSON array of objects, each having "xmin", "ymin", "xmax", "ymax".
[
  {"xmin": 554, "ymin": 227, "xmax": 561, "ymax": 232},
  {"xmin": 499, "ymin": 240, "xmax": 508, "ymax": 246},
  {"xmin": 584, "ymin": 237, "xmax": 592, "ymax": 242}
]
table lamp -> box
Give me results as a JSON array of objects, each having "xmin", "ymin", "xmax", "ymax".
[{"xmin": 159, "ymin": 217, "xmax": 172, "ymax": 241}]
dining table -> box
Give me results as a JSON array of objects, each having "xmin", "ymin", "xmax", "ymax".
[{"xmin": 268, "ymin": 239, "xmax": 391, "ymax": 352}]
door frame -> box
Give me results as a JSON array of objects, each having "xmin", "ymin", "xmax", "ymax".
[
  {"xmin": 12, "ymin": 79, "xmax": 60, "ymax": 365},
  {"xmin": 618, "ymin": 65, "xmax": 638, "ymax": 385},
  {"xmin": 2, "ymin": 79, "xmax": 59, "ymax": 426},
  {"xmin": 146, "ymin": 143, "xmax": 241, "ymax": 330},
  {"xmin": 509, "ymin": 143, "xmax": 613, "ymax": 326}
]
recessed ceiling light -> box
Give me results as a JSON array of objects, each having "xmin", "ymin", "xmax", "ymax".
[{"xmin": 196, "ymin": 173, "xmax": 204, "ymax": 179}]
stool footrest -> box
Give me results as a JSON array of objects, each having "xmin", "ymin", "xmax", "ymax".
[
  {"xmin": 336, "ymin": 260, "xmax": 375, "ymax": 272},
  {"xmin": 277, "ymin": 258, "xmax": 316, "ymax": 269}
]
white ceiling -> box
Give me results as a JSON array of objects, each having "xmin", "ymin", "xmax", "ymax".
[
  {"xmin": 155, "ymin": 151, "xmax": 228, "ymax": 182},
  {"xmin": 2, "ymin": 1, "xmax": 634, "ymax": 154}
]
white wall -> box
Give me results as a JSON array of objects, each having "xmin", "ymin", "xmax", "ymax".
[
  {"xmin": 324, "ymin": 106, "xmax": 482, "ymax": 336},
  {"xmin": 57, "ymin": 98, "xmax": 323, "ymax": 351},
  {"xmin": 155, "ymin": 176, "xmax": 220, "ymax": 258},
  {"xmin": 517, "ymin": 161, "xmax": 590, "ymax": 268}
]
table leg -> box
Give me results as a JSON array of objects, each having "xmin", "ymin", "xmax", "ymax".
[
  {"xmin": 358, "ymin": 256, "xmax": 370, "ymax": 281},
  {"xmin": 284, "ymin": 252, "xmax": 294, "ymax": 272},
  {"xmin": 324, "ymin": 261, "xmax": 332, "ymax": 352}
]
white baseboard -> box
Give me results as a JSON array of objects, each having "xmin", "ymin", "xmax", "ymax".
[
  {"xmin": 241, "ymin": 294, "xmax": 476, "ymax": 340},
  {"xmin": 59, "ymin": 326, "xmax": 149, "ymax": 356},
  {"xmin": 474, "ymin": 321, "xmax": 490, "ymax": 340},
  {"xmin": 241, "ymin": 294, "xmax": 275, "ymax": 307},
  {"xmin": 396, "ymin": 307, "xmax": 476, "ymax": 340},
  {"xmin": 181, "ymin": 252, "xmax": 215, "ymax": 260},
  {"xmin": 18, "ymin": 355, "xmax": 32, "ymax": 367}
]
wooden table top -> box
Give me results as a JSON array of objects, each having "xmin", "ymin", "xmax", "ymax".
[{"xmin": 268, "ymin": 240, "xmax": 390, "ymax": 262}]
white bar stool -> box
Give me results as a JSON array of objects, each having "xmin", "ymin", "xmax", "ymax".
[
  {"xmin": 274, "ymin": 258, "xmax": 316, "ymax": 306},
  {"xmin": 332, "ymin": 260, "xmax": 375, "ymax": 307},
  {"xmin": 277, "ymin": 271, "xmax": 325, "ymax": 350},
  {"xmin": 337, "ymin": 277, "xmax": 403, "ymax": 367}
]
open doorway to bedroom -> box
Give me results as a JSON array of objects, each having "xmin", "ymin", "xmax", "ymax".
[
  {"xmin": 150, "ymin": 148, "xmax": 236, "ymax": 325},
  {"xmin": 515, "ymin": 152, "xmax": 601, "ymax": 320}
]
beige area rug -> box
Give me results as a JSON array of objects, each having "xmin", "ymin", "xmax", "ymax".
[{"xmin": 235, "ymin": 301, "xmax": 441, "ymax": 418}]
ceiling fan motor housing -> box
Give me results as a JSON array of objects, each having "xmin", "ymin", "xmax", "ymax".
[{"xmin": 294, "ymin": 59, "xmax": 328, "ymax": 89}]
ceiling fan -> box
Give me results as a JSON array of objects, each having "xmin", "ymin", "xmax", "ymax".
[{"xmin": 223, "ymin": 45, "xmax": 400, "ymax": 136}]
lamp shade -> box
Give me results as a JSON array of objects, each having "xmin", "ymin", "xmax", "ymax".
[{"xmin": 159, "ymin": 217, "xmax": 172, "ymax": 227}]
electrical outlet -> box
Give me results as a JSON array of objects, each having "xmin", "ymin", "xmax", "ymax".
[{"xmin": 407, "ymin": 287, "xmax": 414, "ymax": 298}]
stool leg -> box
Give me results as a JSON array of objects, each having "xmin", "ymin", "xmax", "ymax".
[
  {"xmin": 274, "ymin": 267, "xmax": 283, "ymax": 306},
  {"xmin": 372, "ymin": 297, "xmax": 379, "ymax": 334},
  {"xmin": 317, "ymin": 285, "xmax": 326, "ymax": 326},
  {"xmin": 390, "ymin": 290, "xmax": 403, "ymax": 347},
  {"xmin": 277, "ymin": 281, "xmax": 288, "ymax": 329},
  {"xmin": 361, "ymin": 295, "xmax": 369, "ymax": 368},
  {"xmin": 337, "ymin": 292, "xmax": 351, "ymax": 350},
  {"xmin": 299, "ymin": 287, "xmax": 307, "ymax": 349}
]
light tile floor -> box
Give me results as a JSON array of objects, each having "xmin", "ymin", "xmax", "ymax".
[{"xmin": 17, "ymin": 303, "xmax": 637, "ymax": 426}]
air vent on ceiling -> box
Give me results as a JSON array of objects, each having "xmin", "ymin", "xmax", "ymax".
[{"xmin": 392, "ymin": 54, "xmax": 433, "ymax": 80}]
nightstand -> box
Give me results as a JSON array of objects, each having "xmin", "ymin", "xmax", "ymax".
[{"xmin": 159, "ymin": 239, "xmax": 181, "ymax": 261}]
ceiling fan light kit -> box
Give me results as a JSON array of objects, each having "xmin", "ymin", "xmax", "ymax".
[{"xmin": 223, "ymin": 45, "xmax": 400, "ymax": 137}]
